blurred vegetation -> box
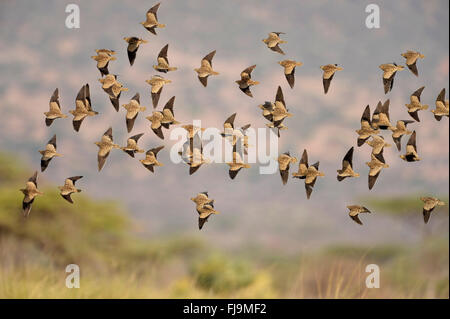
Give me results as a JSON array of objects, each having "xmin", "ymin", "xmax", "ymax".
[{"xmin": 0, "ymin": 152, "xmax": 448, "ymax": 298}]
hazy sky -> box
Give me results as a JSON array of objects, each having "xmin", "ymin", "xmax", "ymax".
[{"xmin": 0, "ymin": 0, "xmax": 448, "ymax": 251}]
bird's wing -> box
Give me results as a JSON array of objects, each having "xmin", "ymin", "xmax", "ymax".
[
  {"xmin": 271, "ymin": 44, "xmax": 285, "ymax": 55},
  {"xmin": 436, "ymin": 88, "xmax": 446, "ymax": 104},
  {"xmin": 49, "ymin": 88, "xmax": 61, "ymax": 111},
  {"xmin": 127, "ymin": 49, "xmax": 137, "ymax": 66},
  {"xmin": 305, "ymin": 183, "xmax": 314, "ymax": 200},
  {"xmin": 280, "ymin": 167, "xmax": 289, "ymax": 185},
  {"xmin": 300, "ymin": 149, "xmax": 308, "ymax": 167},
  {"xmin": 149, "ymin": 146, "xmax": 164, "ymax": 158},
  {"xmin": 198, "ymin": 75, "xmax": 208, "ymax": 87},
  {"xmin": 408, "ymin": 110, "xmax": 420, "ymax": 122},
  {"xmin": 147, "ymin": 2, "xmax": 160, "ymax": 20},
  {"xmin": 361, "ymin": 105, "xmax": 372, "ymax": 126},
  {"xmin": 241, "ymin": 65, "xmax": 256, "ymax": 78},
  {"xmin": 350, "ymin": 214, "xmax": 363, "ymax": 225},
  {"xmin": 152, "ymin": 87, "xmax": 163, "ymax": 108},
  {"xmin": 104, "ymin": 127, "xmax": 113, "ymax": 140},
  {"xmin": 285, "ymin": 72, "xmax": 295, "ymax": 89},
  {"xmin": 84, "ymin": 84, "xmax": 92, "ymax": 110},
  {"xmin": 75, "ymin": 85, "xmax": 86, "ymax": 108},
  {"xmin": 382, "ymin": 99, "xmax": 390, "ymax": 120},
  {"xmin": 130, "ymin": 133, "xmax": 144, "ymax": 143},
  {"xmin": 61, "ymin": 193, "xmax": 74, "ymax": 204},
  {"xmin": 323, "ymin": 73, "xmax": 334, "ymax": 94},
  {"xmin": 72, "ymin": 119, "xmax": 84, "ymax": 132},
  {"xmin": 158, "ymin": 44, "xmax": 169, "ymax": 60},
  {"xmin": 368, "ymin": 172, "xmax": 380, "ymax": 190},
  {"xmin": 97, "ymin": 152, "xmax": 110, "ymax": 171},
  {"xmin": 126, "ymin": 114, "xmax": 138, "ymax": 133},
  {"xmin": 224, "ymin": 113, "xmax": 236, "ymax": 130},
  {"xmin": 407, "ymin": 131, "xmax": 417, "ymax": 152},
  {"xmin": 22, "ymin": 198, "xmax": 35, "ymax": 217},
  {"xmin": 229, "ymin": 168, "xmax": 241, "ymax": 180},
  {"xmin": 198, "ymin": 215, "xmax": 210, "ymax": 230},
  {"xmin": 152, "ymin": 125, "xmax": 164, "ymax": 140},
  {"xmin": 407, "ymin": 62, "xmax": 418, "ymax": 76},
  {"xmin": 275, "ymin": 86, "xmax": 285, "ymax": 106},
  {"xmin": 48, "ymin": 134, "xmax": 57, "ymax": 149},
  {"xmin": 392, "ymin": 135, "xmax": 402, "ymax": 151},
  {"xmin": 163, "ymin": 96, "xmax": 176, "ymax": 113},
  {"xmin": 342, "ymin": 147, "xmax": 354, "ymax": 168},
  {"xmin": 28, "ymin": 171, "xmax": 38, "ymax": 187},
  {"xmin": 383, "ymin": 77, "xmax": 392, "ymax": 94},
  {"xmin": 131, "ymin": 92, "xmax": 140, "ymax": 104},
  {"xmin": 68, "ymin": 176, "xmax": 83, "ymax": 186},
  {"xmin": 202, "ymin": 50, "xmax": 216, "ymax": 67}
]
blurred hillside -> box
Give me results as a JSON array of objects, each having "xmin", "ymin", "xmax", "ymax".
[{"xmin": 0, "ymin": 152, "xmax": 447, "ymax": 298}]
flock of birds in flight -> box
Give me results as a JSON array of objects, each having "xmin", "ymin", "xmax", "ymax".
[{"xmin": 19, "ymin": 3, "xmax": 448, "ymax": 229}]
